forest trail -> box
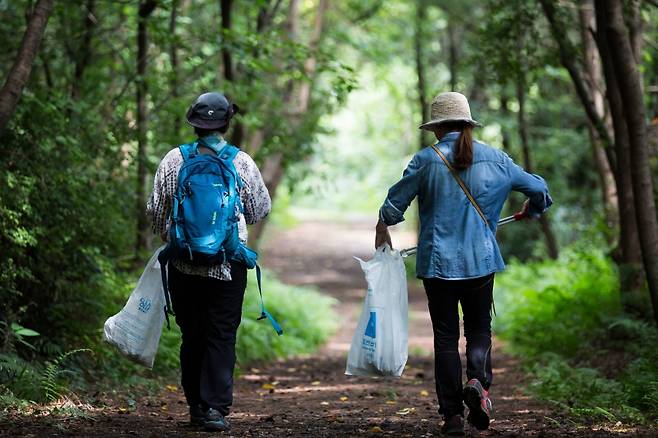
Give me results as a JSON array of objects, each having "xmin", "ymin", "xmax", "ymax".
[{"xmin": 3, "ymin": 220, "xmax": 650, "ymax": 437}]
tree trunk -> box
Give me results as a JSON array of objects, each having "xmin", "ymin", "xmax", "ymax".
[
  {"xmin": 135, "ymin": 0, "xmax": 157, "ymax": 257},
  {"xmin": 248, "ymin": 0, "xmax": 328, "ymax": 247},
  {"xmin": 516, "ymin": 70, "xmax": 560, "ymax": 260},
  {"xmin": 220, "ymin": 0, "xmax": 244, "ymax": 145},
  {"xmin": 594, "ymin": 0, "xmax": 646, "ymax": 312},
  {"xmin": 578, "ymin": 0, "xmax": 618, "ymax": 229},
  {"xmin": 414, "ymin": 0, "xmax": 429, "ymax": 149},
  {"xmin": 71, "ymin": 0, "xmax": 96, "ymax": 100},
  {"xmin": 169, "ymin": 0, "xmax": 181, "ymax": 138},
  {"xmin": 603, "ymin": 0, "xmax": 658, "ymax": 325},
  {"xmin": 0, "ymin": 0, "xmax": 54, "ymax": 134},
  {"xmin": 256, "ymin": 0, "xmax": 284, "ymax": 32},
  {"xmin": 297, "ymin": 0, "xmax": 329, "ymax": 113},
  {"xmin": 447, "ymin": 21, "xmax": 458, "ymax": 92},
  {"xmin": 628, "ymin": 0, "xmax": 643, "ymax": 64},
  {"xmin": 40, "ymin": 50, "xmax": 53, "ymax": 89},
  {"xmin": 539, "ymin": 0, "xmax": 616, "ymax": 169}
]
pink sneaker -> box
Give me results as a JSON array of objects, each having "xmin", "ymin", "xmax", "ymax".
[{"xmin": 463, "ymin": 378, "xmax": 492, "ymax": 430}]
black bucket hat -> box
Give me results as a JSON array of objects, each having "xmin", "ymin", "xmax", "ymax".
[{"xmin": 186, "ymin": 92, "xmax": 239, "ymax": 130}]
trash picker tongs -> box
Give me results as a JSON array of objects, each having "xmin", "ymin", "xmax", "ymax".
[{"xmin": 399, "ymin": 212, "xmax": 527, "ymax": 258}]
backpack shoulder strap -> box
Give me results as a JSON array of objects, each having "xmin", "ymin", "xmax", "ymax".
[
  {"xmin": 218, "ymin": 143, "xmax": 240, "ymax": 161},
  {"xmin": 431, "ymin": 144, "xmax": 490, "ymax": 228},
  {"xmin": 218, "ymin": 144, "xmax": 243, "ymax": 188},
  {"xmin": 178, "ymin": 142, "xmax": 199, "ymax": 162}
]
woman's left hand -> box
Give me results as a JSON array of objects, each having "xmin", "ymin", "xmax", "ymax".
[{"xmin": 375, "ymin": 220, "xmax": 392, "ymax": 249}]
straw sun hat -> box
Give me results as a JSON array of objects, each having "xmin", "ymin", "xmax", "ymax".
[{"xmin": 419, "ymin": 91, "xmax": 481, "ymax": 131}]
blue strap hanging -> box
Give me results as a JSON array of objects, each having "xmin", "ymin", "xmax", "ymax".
[{"xmin": 255, "ymin": 265, "xmax": 283, "ymax": 336}]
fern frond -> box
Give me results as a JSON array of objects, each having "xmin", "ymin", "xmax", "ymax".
[{"xmin": 39, "ymin": 348, "xmax": 90, "ymax": 402}]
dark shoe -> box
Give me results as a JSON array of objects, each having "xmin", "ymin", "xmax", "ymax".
[
  {"xmin": 440, "ymin": 415, "xmax": 465, "ymax": 436},
  {"xmin": 463, "ymin": 378, "xmax": 492, "ymax": 431},
  {"xmin": 189, "ymin": 404, "xmax": 207, "ymax": 426},
  {"xmin": 204, "ymin": 408, "xmax": 231, "ymax": 432}
]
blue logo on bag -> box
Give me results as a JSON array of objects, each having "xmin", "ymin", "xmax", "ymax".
[
  {"xmin": 138, "ymin": 297, "xmax": 152, "ymax": 313},
  {"xmin": 365, "ymin": 311, "xmax": 376, "ymax": 338},
  {"xmin": 362, "ymin": 311, "xmax": 376, "ymax": 356}
]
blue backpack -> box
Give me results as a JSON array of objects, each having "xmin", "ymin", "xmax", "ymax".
[{"xmin": 157, "ymin": 136, "xmax": 282, "ymax": 335}]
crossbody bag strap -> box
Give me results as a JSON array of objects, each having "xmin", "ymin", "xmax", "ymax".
[{"xmin": 431, "ymin": 144, "xmax": 489, "ymax": 228}]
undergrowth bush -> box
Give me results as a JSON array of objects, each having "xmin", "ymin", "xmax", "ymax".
[
  {"xmin": 494, "ymin": 248, "xmax": 658, "ymax": 424},
  {"xmin": 494, "ymin": 248, "xmax": 619, "ymax": 357},
  {"xmin": 237, "ymin": 269, "xmax": 338, "ymax": 365}
]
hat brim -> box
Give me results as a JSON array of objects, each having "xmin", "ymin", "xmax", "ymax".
[
  {"xmin": 419, "ymin": 118, "xmax": 482, "ymax": 131},
  {"xmin": 186, "ymin": 118, "xmax": 229, "ymax": 130}
]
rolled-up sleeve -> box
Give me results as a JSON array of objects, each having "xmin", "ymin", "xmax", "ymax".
[
  {"xmin": 379, "ymin": 154, "xmax": 426, "ymax": 226},
  {"xmin": 147, "ymin": 154, "xmax": 175, "ymax": 237},
  {"xmin": 506, "ymin": 155, "xmax": 553, "ymax": 217}
]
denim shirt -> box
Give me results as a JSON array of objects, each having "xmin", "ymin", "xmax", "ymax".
[{"xmin": 379, "ymin": 132, "xmax": 553, "ymax": 280}]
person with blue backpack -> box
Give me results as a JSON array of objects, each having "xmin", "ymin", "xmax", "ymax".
[{"xmin": 147, "ymin": 92, "xmax": 277, "ymax": 432}]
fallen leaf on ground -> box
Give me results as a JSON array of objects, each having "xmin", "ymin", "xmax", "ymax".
[
  {"xmin": 396, "ymin": 407, "xmax": 416, "ymax": 415},
  {"xmin": 339, "ymin": 396, "xmax": 348, "ymax": 401},
  {"xmin": 369, "ymin": 426, "xmax": 383, "ymax": 433},
  {"xmin": 419, "ymin": 390, "xmax": 429, "ymax": 397},
  {"xmin": 386, "ymin": 400, "xmax": 397, "ymax": 405},
  {"xmin": 165, "ymin": 385, "xmax": 177, "ymax": 392},
  {"xmin": 311, "ymin": 381, "xmax": 321, "ymax": 386},
  {"xmin": 262, "ymin": 383, "xmax": 276, "ymax": 390},
  {"xmin": 251, "ymin": 368, "xmax": 261, "ymax": 373},
  {"xmin": 320, "ymin": 401, "xmax": 329, "ymax": 406}
]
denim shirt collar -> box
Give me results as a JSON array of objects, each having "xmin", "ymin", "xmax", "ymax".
[{"xmin": 438, "ymin": 131, "xmax": 461, "ymax": 143}]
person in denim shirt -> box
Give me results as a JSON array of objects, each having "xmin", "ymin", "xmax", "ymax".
[{"xmin": 375, "ymin": 92, "xmax": 552, "ymax": 435}]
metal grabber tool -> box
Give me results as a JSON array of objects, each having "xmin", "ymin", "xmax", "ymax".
[{"xmin": 399, "ymin": 211, "xmax": 528, "ymax": 258}]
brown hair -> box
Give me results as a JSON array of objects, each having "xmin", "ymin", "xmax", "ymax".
[
  {"xmin": 454, "ymin": 125, "xmax": 473, "ymax": 170},
  {"xmin": 438, "ymin": 122, "xmax": 473, "ymax": 170}
]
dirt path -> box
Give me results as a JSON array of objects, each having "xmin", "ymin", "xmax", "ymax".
[{"xmin": 2, "ymin": 220, "xmax": 652, "ymax": 436}]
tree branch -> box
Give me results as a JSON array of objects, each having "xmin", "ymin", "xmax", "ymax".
[
  {"xmin": 0, "ymin": 0, "xmax": 54, "ymax": 134},
  {"xmin": 539, "ymin": 0, "xmax": 616, "ymax": 168}
]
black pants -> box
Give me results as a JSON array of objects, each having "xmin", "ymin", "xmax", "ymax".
[
  {"xmin": 423, "ymin": 274, "xmax": 494, "ymax": 417},
  {"xmin": 168, "ymin": 263, "xmax": 247, "ymax": 416}
]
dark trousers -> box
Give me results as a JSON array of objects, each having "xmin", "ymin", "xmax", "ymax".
[
  {"xmin": 168, "ymin": 263, "xmax": 247, "ymax": 416},
  {"xmin": 423, "ymin": 274, "xmax": 494, "ymax": 417}
]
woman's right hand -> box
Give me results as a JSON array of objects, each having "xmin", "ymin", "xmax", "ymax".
[
  {"xmin": 516, "ymin": 199, "xmax": 538, "ymax": 220},
  {"xmin": 375, "ymin": 220, "xmax": 393, "ymax": 249}
]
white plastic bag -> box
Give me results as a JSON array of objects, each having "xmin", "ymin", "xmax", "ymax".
[
  {"xmin": 103, "ymin": 246, "xmax": 166, "ymax": 368},
  {"xmin": 345, "ymin": 245, "xmax": 408, "ymax": 377}
]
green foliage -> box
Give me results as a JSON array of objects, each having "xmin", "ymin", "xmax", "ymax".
[
  {"xmin": 495, "ymin": 248, "xmax": 619, "ymax": 357},
  {"xmin": 527, "ymin": 354, "xmax": 644, "ymax": 423},
  {"xmin": 495, "ymin": 249, "xmax": 658, "ymax": 423},
  {"xmin": 1, "ymin": 348, "xmax": 89, "ymax": 404},
  {"xmin": 40, "ymin": 349, "xmax": 90, "ymax": 402},
  {"xmin": 237, "ymin": 269, "xmax": 338, "ymax": 365}
]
